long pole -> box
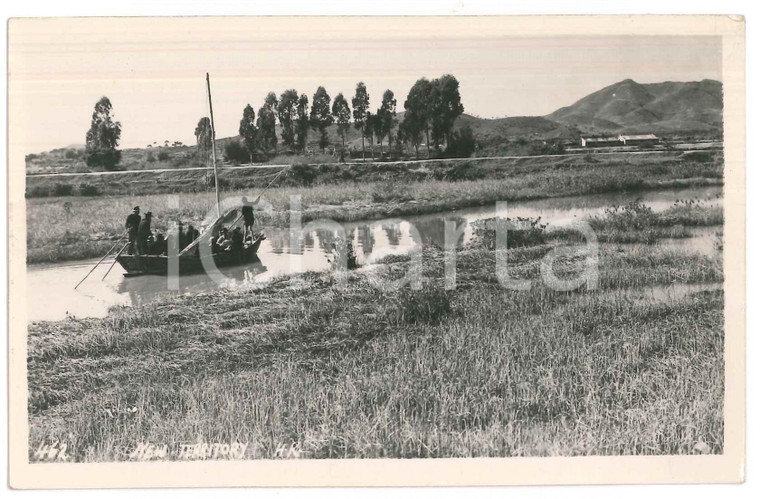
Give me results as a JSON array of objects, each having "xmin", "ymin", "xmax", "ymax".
[
  {"xmin": 101, "ymin": 242, "xmax": 130, "ymax": 281},
  {"xmin": 206, "ymin": 73, "xmax": 221, "ymax": 218},
  {"xmin": 74, "ymin": 236, "xmax": 125, "ymax": 290},
  {"xmin": 177, "ymin": 166, "xmax": 288, "ymax": 258},
  {"xmin": 252, "ymin": 166, "xmax": 289, "ymax": 204}
]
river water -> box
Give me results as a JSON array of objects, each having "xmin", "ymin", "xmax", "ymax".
[{"xmin": 26, "ymin": 186, "xmax": 723, "ymax": 323}]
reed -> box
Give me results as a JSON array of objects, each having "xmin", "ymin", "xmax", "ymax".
[
  {"xmin": 27, "ymin": 154, "xmax": 722, "ymax": 264},
  {"xmin": 28, "ymin": 212, "xmax": 724, "ymax": 460}
]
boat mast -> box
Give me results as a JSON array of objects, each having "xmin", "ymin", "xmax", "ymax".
[{"xmin": 206, "ymin": 72, "xmax": 221, "ymax": 217}]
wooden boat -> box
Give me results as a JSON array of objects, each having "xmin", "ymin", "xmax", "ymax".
[
  {"xmin": 113, "ymin": 73, "xmax": 279, "ymax": 278},
  {"xmin": 116, "ymin": 234, "xmax": 264, "ymax": 277},
  {"xmin": 75, "ymin": 74, "xmax": 286, "ymax": 286}
]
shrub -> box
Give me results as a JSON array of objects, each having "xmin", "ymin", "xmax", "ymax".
[
  {"xmin": 529, "ymin": 140, "xmax": 566, "ymax": 156},
  {"xmin": 681, "ymin": 151, "xmax": 712, "ymax": 163},
  {"xmin": 157, "ymin": 150, "xmax": 170, "ymax": 162},
  {"xmin": 371, "ymin": 179, "xmax": 413, "ymax": 203},
  {"xmin": 145, "ymin": 151, "xmax": 156, "ymax": 163},
  {"xmin": 52, "ymin": 183, "xmax": 74, "ymax": 197},
  {"xmin": 582, "ymin": 154, "xmax": 599, "ymax": 164},
  {"xmin": 26, "ymin": 185, "xmax": 50, "ymax": 198},
  {"xmin": 441, "ymin": 161, "xmax": 485, "ymax": 181},
  {"xmin": 660, "ymin": 199, "xmax": 723, "ymax": 226},
  {"xmin": 78, "ymin": 183, "xmax": 100, "ymax": 196},
  {"xmin": 85, "ymin": 149, "xmax": 121, "ymax": 171},
  {"xmin": 591, "ymin": 201, "xmax": 658, "ymax": 231},
  {"xmin": 224, "ymin": 140, "xmax": 249, "ymax": 165},
  {"xmin": 444, "ymin": 126, "xmax": 476, "ymax": 158},
  {"xmin": 289, "ymin": 162, "xmax": 317, "ymax": 186},
  {"xmin": 470, "ymin": 216, "xmax": 548, "ymax": 250}
]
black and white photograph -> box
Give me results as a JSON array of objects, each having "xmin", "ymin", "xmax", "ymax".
[{"xmin": 7, "ymin": 14, "xmax": 746, "ymax": 488}]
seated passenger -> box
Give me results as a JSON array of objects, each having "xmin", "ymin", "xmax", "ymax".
[
  {"xmin": 151, "ymin": 233, "xmax": 167, "ymax": 256},
  {"xmin": 186, "ymin": 224, "xmax": 199, "ymax": 245},
  {"xmin": 217, "ymin": 228, "xmax": 233, "ymax": 251}
]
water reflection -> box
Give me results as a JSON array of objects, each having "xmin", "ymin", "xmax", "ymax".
[
  {"xmin": 27, "ymin": 185, "xmax": 723, "ymax": 323},
  {"xmin": 116, "ymin": 256, "xmax": 269, "ymax": 308}
]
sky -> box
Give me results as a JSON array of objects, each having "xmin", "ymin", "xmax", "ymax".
[{"xmin": 9, "ymin": 17, "xmax": 722, "ymax": 153}]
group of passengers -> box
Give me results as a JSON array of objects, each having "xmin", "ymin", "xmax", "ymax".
[
  {"xmin": 208, "ymin": 196, "xmax": 258, "ymax": 256},
  {"xmin": 125, "ymin": 199, "xmax": 257, "ymax": 257},
  {"xmin": 210, "ymin": 226, "xmax": 245, "ymax": 255},
  {"xmin": 125, "ymin": 206, "xmax": 200, "ymax": 257}
]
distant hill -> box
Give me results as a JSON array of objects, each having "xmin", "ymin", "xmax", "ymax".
[
  {"xmin": 454, "ymin": 114, "xmax": 579, "ymax": 140},
  {"xmin": 545, "ymin": 79, "xmax": 723, "ymax": 133}
]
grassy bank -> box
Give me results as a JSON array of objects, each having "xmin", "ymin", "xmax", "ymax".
[
  {"xmin": 26, "ymin": 150, "xmax": 722, "ymax": 198},
  {"xmin": 28, "ymin": 202, "xmax": 724, "ymax": 460},
  {"xmin": 26, "ymin": 152, "xmax": 723, "ymax": 264}
]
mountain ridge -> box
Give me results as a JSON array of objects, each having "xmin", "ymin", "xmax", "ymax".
[{"xmin": 545, "ymin": 78, "xmax": 722, "ymax": 134}]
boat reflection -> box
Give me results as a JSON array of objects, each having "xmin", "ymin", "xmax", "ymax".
[{"xmin": 116, "ymin": 255, "xmax": 269, "ymax": 307}]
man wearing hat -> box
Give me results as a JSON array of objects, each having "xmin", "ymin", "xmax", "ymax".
[
  {"xmin": 137, "ymin": 211, "xmax": 153, "ymax": 255},
  {"xmin": 125, "ymin": 206, "xmax": 141, "ymax": 255}
]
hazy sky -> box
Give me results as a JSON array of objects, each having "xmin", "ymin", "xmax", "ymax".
[{"xmin": 9, "ymin": 18, "xmax": 722, "ymax": 153}]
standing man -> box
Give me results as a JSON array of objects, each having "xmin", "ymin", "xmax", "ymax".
[
  {"xmin": 241, "ymin": 196, "xmax": 256, "ymax": 243},
  {"xmin": 184, "ymin": 224, "xmax": 200, "ymax": 256},
  {"xmin": 137, "ymin": 211, "xmax": 153, "ymax": 255},
  {"xmin": 125, "ymin": 206, "xmax": 141, "ymax": 255}
]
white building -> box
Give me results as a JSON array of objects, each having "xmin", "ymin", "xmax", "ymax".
[
  {"xmin": 618, "ymin": 134, "xmax": 659, "ymax": 147},
  {"xmin": 580, "ymin": 136, "xmax": 620, "ymax": 147}
]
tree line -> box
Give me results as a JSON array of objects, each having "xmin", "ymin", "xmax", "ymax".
[
  {"xmin": 197, "ymin": 74, "xmax": 465, "ymax": 163},
  {"xmin": 83, "ymin": 74, "xmax": 465, "ymax": 170}
]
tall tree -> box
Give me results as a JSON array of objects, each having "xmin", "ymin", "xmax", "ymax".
[
  {"xmin": 378, "ymin": 89, "xmax": 397, "ymax": 159},
  {"xmin": 194, "ymin": 117, "xmax": 212, "ymax": 161},
  {"xmin": 331, "ymin": 93, "xmax": 352, "ymax": 151},
  {"xmin": 352, "ymin": 82, "xmax": 370, "ymax": 161},
  {"xmin": 310, "ymin": 86, "xmax": 333, "ymax": 151},
  {"xmin": 238, "ymin": 104, "xmax": 258, "ymax": 164},
  {"xmin": 85, "ymin": 96, "xmax": 122, "ymax": 170},
  {"xmin": 399, "ymin": 113, "xmax": 423, "ymax": 159},
  {"xmin": 257, "ymin": 92, "xmax": 278, "ymax": 154},
  {"xmin": 404, "ymin": 78, "xmax": 433, "ymax": 158},
  {"xmin": 431, "ymin": 74, "xmax": 464, "ymax": 148},
  {"xmin": 277, "ymin": 89, "xmax": 299, "ymax": 150},
  {"xmin": 295, "ymin": 93, "xmax": 310, "ymax": 153}
]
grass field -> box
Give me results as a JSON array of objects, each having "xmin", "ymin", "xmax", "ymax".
[
  {"xmin": 27, "ymin": 201, "xmax": 724, "ymax": 461},
  {"xmin": 26, "ymin": 151, "xmax": 723, "ymax": 264}
]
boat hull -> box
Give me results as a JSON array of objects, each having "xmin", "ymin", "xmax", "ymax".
[{"xmin": 116, "ymin": 238, "xmax": 263, "ymax": 276}]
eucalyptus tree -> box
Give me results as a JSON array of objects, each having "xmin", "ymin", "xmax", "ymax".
[
  {"xmin": 310, "ymin": 86, "xmax": 333, "ymax": 151},
  {"xmin": 352, "ymin": 82, "xmax": 370, "ymax": 161},
  {"xmin": 85, "ymin": 96, "xmax": 122, "ymax": 170},
  {"xmin": 257, "ymin": 92, "xmax": 278, "ymax": 154},
  {"xmin": 331, "ymin": 93, "xmax": 352, "ymax": 151},
  {"xmin": 238, "ymin": 104, "xmax": 258, "ymax": 164},
  {"xmin": 277, "ymin": 89, "xmax": 299, "ymax": 150},
  {"xmin": 295, "ymin": 93, "xmax": 311, "ymax": 152}
]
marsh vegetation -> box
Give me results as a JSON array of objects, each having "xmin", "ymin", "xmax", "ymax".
[
  {"xmin": 26, "ymin": 151, "xmax": 722, "ymax": 264},
  {"xmin": 28, "ymin": 199, "xmax": 724, "ymax": 460}
]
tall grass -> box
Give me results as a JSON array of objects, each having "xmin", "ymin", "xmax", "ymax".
[
  {"xmin": 28, "ymin": 229, "xmax": 724, "ymax": 460},
  {"xmin": 26, "ymin": 154, "xmax": 723, "ymax": 264}
]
